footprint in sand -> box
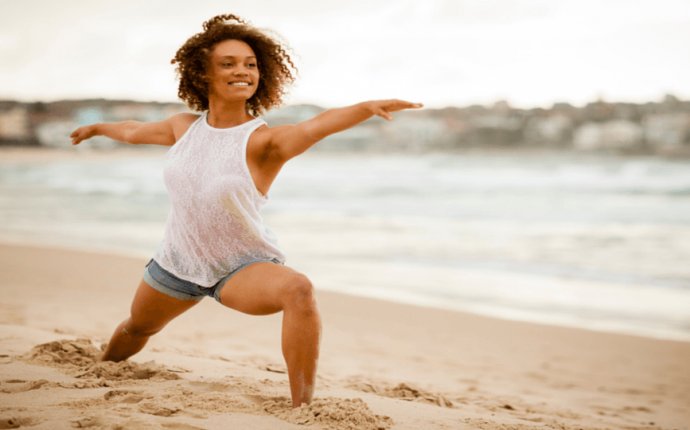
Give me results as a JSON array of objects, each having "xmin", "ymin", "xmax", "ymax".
[
  {"xmin": 187, "ymin": 380, "xmax": 232, "ymax": 392},
  {"xmin": 0, "ymin": 379, "xmax": 49, "ymax": 394},
  {"xmin": 138, "ymin": 400, "xmax": 182, "ymax": 417},
  {"xmin": 70, "ymin": 416, "xmax": 107, "ymax": 428},
  {"xmin": 103, "ymin": 389, "xmax": 147, "ymax": 404},
  {"xmin": 347, "ymin": 380, "xmax": 454, "ymax": 408},
  {"xmin": 161, "ymin": 423, "xmax": 206, "ymax": 430},
  {"xmin": 0, "ymin": 417, "xmax": 39, "ymax": 430}
]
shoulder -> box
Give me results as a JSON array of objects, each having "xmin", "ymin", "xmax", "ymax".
[
  {"xmin": 248, "ymin": 121, "xmax": 274, "ymax": 149},
  {"xmin": 167, "ymin": 113, "xmax": 201, "ymax": 141},
  {"xmin": 253, "ymin": 123, "xmax": 297, "ymax": 147},
  {"xmin": 252, "ymin": 122, "xmax": 287, "ymax": 136},
  {"xmin": 248, "ymin": 122, "xmax": 317, "ymax": 163},
  {"xmin": 251, "ymin": 122, "xmax": 297, "ymax": 146}
]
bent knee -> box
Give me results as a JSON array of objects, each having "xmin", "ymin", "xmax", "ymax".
[{"xmin": 283, "ymin": 274, "xmax": 316, "ymax": 309}]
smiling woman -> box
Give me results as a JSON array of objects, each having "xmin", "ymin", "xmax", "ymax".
[
  {"xmin": 68, "ymin": 12, "xmax": 422, "ymax": 408},
  {"xmin": 205, "ymin": 40, "xmax": 263, "ymax": 124},
  {"xmin": 171, "ymin": 14, "xmax": 296, "ymax": 115}
]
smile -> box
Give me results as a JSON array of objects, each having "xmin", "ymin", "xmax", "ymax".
[{"xmin": 229, "ymin": 82, "xmax": 251, "ymax": 86}]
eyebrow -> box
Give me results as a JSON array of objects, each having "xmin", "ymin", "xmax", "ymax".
[{"xmin": 218, "ymin": 55, "xmax": 256, "ymax": 59}]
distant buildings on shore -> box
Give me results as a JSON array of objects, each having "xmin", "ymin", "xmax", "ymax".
[{"xmin": 1, "ymin": 95, "xmax": 689, "ymax": 155}]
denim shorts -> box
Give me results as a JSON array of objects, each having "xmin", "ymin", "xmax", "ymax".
[{"xmin": 143, "ymin": 258, "xmax": 282, "ymax": 302}]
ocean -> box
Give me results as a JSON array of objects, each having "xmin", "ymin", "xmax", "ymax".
[{"xmin": 1, "ymin": 147, "xmax": 689, "ymax": 341}]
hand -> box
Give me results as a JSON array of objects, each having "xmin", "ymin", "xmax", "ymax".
[
  {"xmin": 366, "ymin": 99, "xmax": 423, "ymax": 121},
  {"xmin": 70, "ymin": 125, "xmax": 97, "ymax": 145}
]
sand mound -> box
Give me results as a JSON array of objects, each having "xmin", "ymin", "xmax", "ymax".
[
  {"xmin": 348, "ymin": 380, "xmax": 454, "ymax": 408},
  {"xmin": 76, "ymin": 360, "xmax": 180, "ymax": 381},
  {"xmin": 24, "ymin": 338, "xmax": 100, "ymax": 368},
  {"xmin": 22, "ymin": 339, "xmax": 180, "ymax": 381},
  {"xmin": 262, "ymin": 397, "xmax": 393, "ymax": 430}
]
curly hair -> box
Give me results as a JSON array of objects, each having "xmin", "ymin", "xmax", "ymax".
[{"xmin": 171, "ymin": 13, "xmax": 297, "ymax": 115}]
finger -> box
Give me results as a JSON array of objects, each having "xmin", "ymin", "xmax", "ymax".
[
  {"xmin": 398, "ymin": 100, "xmax": 423, "ymax": 109},
  {"xmin": 377, "ymin": 110, "xmax": 393, "ymax": 121},
  {"xmin": 387, "ymin": 101, "xmax": 423, "ymax": 112}
]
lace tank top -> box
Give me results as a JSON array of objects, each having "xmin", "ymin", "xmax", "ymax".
[{"xmin": 153, "ymin": 112, "xmax": 285, "ymax": 287}]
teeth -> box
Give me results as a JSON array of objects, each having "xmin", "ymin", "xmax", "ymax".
[{"xmin": 230, "ymin": 82, "xmax": 250, "ymax": 86}]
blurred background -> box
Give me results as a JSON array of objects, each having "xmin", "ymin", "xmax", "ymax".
[{"xmin": 1, "ymin": 0, "xmax": 689, "ymax": 340}]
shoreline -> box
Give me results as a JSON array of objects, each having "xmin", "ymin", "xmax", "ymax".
[
  {"xmin": 1, "ymin": 242, "xmax": 689, "ymax": 429},
  {"xmin": 2, "ymin": 237, "xmax": 687, "ymax": 344},
  {"xmin": 3, "ymin": 143, "xmax": 690, "ymax": 161}
]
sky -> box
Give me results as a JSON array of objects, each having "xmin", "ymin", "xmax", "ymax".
[{"xmin": 1, "ymin": 0, "xmax": 689, "ymax": 109}]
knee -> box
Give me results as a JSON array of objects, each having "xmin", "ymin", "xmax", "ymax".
[{"xmin": 283, "ymin": 274, "xmax": 317, "ymax": 311}]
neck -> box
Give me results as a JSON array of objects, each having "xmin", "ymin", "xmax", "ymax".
[{"xmin": 206, "ymin": 98, "xmax": 255, "ymax": 128}]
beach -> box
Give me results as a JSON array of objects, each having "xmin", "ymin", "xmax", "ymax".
[
  {"xmin": 3, "ymin": 1, "xmax": 690, "ymax": 426},
  {"xmin": 1, "ymin": 242, "xmax": 688, "ymax": 429},
  {"xmin": 2, "ymin": 146, "xmax": 690, "ymax": 341},
  {"xmin": 1, "ymin": 146, "xmax": 690, "ymax": 429}
]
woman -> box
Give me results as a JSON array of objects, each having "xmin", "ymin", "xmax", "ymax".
[{"xmin": 70, "ymin": 13, "xmax": 422, "ymax": 407}]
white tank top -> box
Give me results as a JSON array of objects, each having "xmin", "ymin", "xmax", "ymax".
[{"xmin": 154, "ymin": 112, "xmax": 285, "ymax": 287}]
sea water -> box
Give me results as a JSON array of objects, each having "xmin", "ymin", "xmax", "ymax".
[{"xmin": 1, "ymin": 147, "xmax": 689, "ymax": 341}]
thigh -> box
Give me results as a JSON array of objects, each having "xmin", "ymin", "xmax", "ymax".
[
  {"xmin": 217, "ymin": 262, "xmax": 307, "ymax": 315},
  {"xmin": 129, "ymin": 279, "xmax": 199, "ymax": 332}
]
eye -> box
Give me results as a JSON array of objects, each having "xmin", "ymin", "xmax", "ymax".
[
  {"xmin": 247, "ymin": 63, "xmax": 257, "ymax": 68},
  {"xmin": 221, "ymin": 62, "xmax": 233, "ymax": 67}
]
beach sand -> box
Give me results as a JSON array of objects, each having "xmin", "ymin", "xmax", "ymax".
[{"xmin": 0, "ymin": 243, "xmax": 688, "ymax": 429}]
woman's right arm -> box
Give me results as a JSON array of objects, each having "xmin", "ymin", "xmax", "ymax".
[{"xmin": 70, "ymin": 113, "xmax": 198, "ymax": 146}]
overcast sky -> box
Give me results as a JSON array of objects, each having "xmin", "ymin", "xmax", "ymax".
[{"xmin": 1, "ymin": 0, "xmax": 689, "ymax": 108}]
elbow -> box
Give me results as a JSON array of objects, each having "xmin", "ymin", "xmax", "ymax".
[
  {"xmin": 121, "ymin": 121, "xmax": 142, "ymax": 144},
  {"xmin": 121, "ymin": 131, "xmax": 134, "ymax": 144},
  {"xmin": 122, "ymin": 135, "xmax": 138, "ymax": 145}
]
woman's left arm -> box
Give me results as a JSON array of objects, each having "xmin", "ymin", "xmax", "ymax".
[{"xmin": 269, "ymin": 99, "xmax": 422, "ymax": 162}]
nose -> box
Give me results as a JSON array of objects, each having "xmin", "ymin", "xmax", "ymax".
[{"xmin": 233, "ymin": 66, "xmax": 249, "ymax": 76}]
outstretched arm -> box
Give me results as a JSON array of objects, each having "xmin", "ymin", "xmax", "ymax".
[
  {"xmin": 269, "ymin": 99, "xmax": 422, "ymax": 162},
  {"xmin": 70, "ymin": 113, "xmax": 198, "ymax": 146}
]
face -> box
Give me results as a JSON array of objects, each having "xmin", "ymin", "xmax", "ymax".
[{"xmin": 206, "ymin": 39, "xmax": 260, "ymax": 102}]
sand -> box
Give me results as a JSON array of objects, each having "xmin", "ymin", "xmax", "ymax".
[{"xmin": 0, "ymin": 243, "xmax": 689, "ymax": 429}]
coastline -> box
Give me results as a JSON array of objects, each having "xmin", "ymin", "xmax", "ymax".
[
  {"xmin": 2, "ymin": 145, "xmax": 690, "ymax": 346},
  {"xmin": 1, "ymin": 242, "xmax": 688, "ymax": 429}
]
